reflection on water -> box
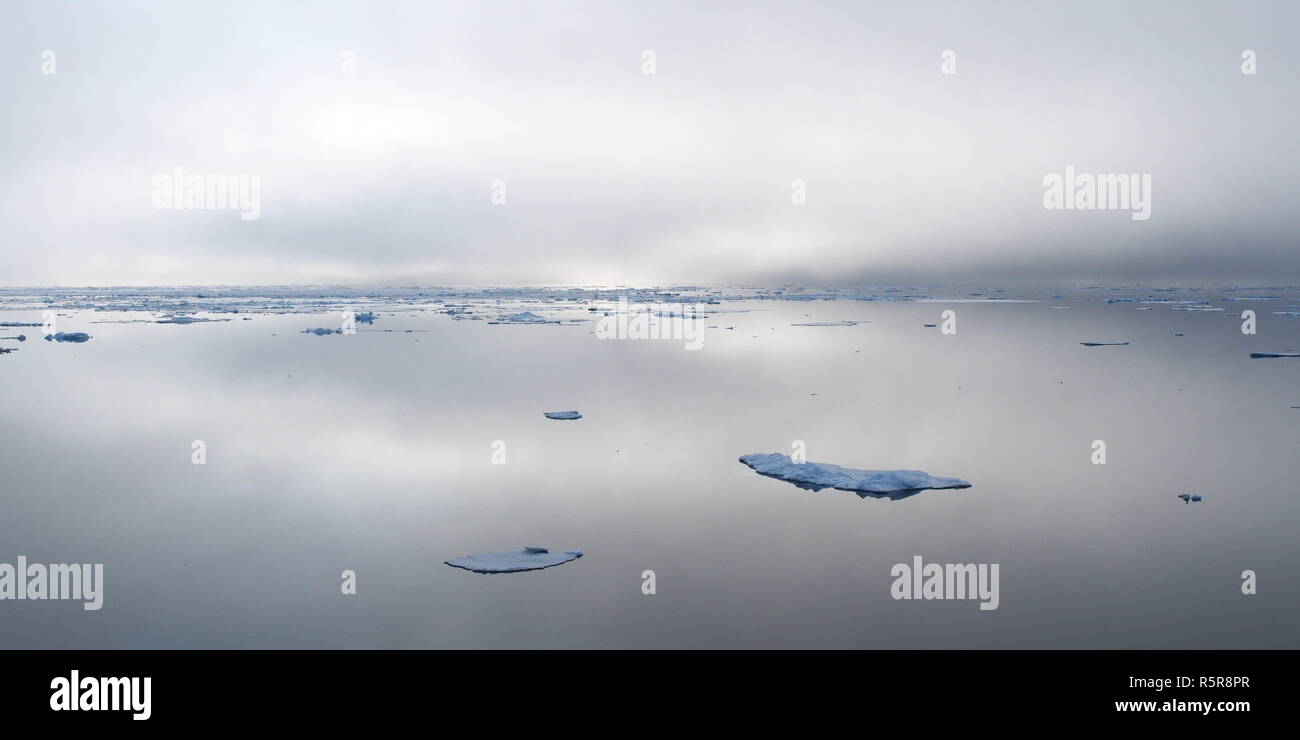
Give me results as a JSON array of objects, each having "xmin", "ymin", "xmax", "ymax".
[{"xmin": 0, "ymin": 286, "xmax": 1298, "ymax": 648}]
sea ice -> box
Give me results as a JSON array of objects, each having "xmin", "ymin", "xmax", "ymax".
[
  {"xmin": 46, "ymin": 332, "xmax": 90, "ymax": 343},
  {"xmin": 490, "ymin": 311, "xmax": 558, "ymax": 325},
  {"xmin": 739, "ymin": 452, "xmax": 971, "ymax": 500},
  {"xmin": 1249, "ymin": 351, "xmax": 1300, "ymax": 358},
  {"xmin": 445, "ymin": 547, "xmax": 583, "ymax": 574},
  {"xmin": 302, "ymin": 328, "xmax": 342, "ymax": 335},
  {"xmin": 790, "ymin": 321, "xmax": 860, "ymax": 327},
  {"xmin": 543, "ymin": 410, "xmax": 582, "ymax": 420},
  {"xmin": 156, "ymin": 316, "xmax": 227, "ymax": 324},
  {"xmin": 1177, "ymin": 494, "xmax": 1203, "ymax": 503},
  {"xmin": 1079, "ymin": 341, "xmax": 1129, "ymax": 346}
]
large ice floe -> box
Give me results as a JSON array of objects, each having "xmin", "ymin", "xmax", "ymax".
[
  {"xmin": 543, "ymin": 410, "xmax": 582, "ymax": 420},
  {"xmin": 46, "ymin": 332, "xmax": 90, "ymax": 343},
  {"xmin": 445, "ymin": 546, "xmax": 583, "ymax": 574},
  {"xmin": 739, "ymin": 452, "xmax": 971, "ymax": 501}
]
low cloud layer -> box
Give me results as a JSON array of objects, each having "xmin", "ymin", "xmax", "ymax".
[{"xmin": 2, "ymin": 1, "xmax": 1297, "ymax": 286}]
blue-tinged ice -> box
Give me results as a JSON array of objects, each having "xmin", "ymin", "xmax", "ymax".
[
  {"xmin": 445, "ymin": 547, "xmax": 583, "ymax": 574},
  {"xmin": 302, "ymin": 328, "xmax": 341, "ymax": 335},
  {"xmin": 739, "ymin": 452, "xmax": 971, "ymax": 500},
  {"xmin": 46, "ymin": 332, "xmax": 90, "ymax": 343},
  {"xmin": 543, "ymin": 410, "xmax": 582, "ymax": 420},
  {"xmin": 1177, "ymin": 494, "xmax": 1203, "ymax": 503}
]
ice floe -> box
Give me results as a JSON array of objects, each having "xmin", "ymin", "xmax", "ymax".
[
  {"xmin": 1249, "ymin": 351, "xmax": 1300, "ymax": 358},
  {"xmin": 1177, "ymin": 494, "xmax": 1203, "ymax": 503},
  {"xmin": 543, "ymin": 410, "xmax": 582, "ymax": 420},
  {"xmin": 1080, "ymin": 341, "xmax": 1129, "ymax": 346},
  {"xmin": 790, "ymin": 321, "xmax": 861, "ymax": 327},
  {"xmin": 489, "ymin": 311, "xmax": 558, "ymax": 325},
  {"xmin": 156, "ymin": 316, "xmax": 229, "ymax": 324},
  {"xmin": 302, "ymin": 328, "xmax": 342, "ymax": 335},
  {"xmin": 739, "ymin": 452, "xmax": 971, "ymax": 500},
  {"xmin": 445, "ymin": 547, "xmax": 583, "ymax": 573},
  {"xmin": 46, "ymin": 332, "xmax": 90, "ymax": 343}
]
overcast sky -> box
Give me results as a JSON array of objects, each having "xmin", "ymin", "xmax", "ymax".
[{"xmin": 1, "ymin": 1, "xmax": 1297, "ymax": 287}]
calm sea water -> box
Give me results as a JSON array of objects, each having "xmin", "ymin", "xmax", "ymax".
[{"xmin": 1, "ymin": 288, "xmax": 1297, "ymax": 648}]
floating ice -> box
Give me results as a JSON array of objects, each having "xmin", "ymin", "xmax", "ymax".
[
  {"xmin": 354, "ymin": 311, "xmax": 376, "ymax": 324},
  {"xmin": 156, "ymin": 316, "xmax": 227, "ymax": 324},
  {"xmin": 45, "ymin": 332, "xmax": 90, "ymax": 343},
  {"xmin": 543, "ymin": 410, "xmax": 582, "ymax": 420},
  {"xmin": 790, "ymin": 321, "xmax": 861, "ymax": 327},
  {"xmin": 1177, "ymin": 494, "xmax": 1203, "ymax": 503},
  {"xmin": 739, "ymin": 452, "xmax": 971, "ymax": 500},
  {"xmin": 302, "ymin": 328, "xmax": 341, "ymax": 335},
  {"xmin": 445, "ymin": 547, "xmax": 583, "ymax": 574},
  {"xmin": 489, "ymin": 311, "xmax": 557, "ymax": 325},
  {"xmin": 1080, "ymin": 341, "xmax": 1129, "ymax": 346},
  {"xmin": 1249, "ymin": 351, "xmax": 1300, "ymax": 358}
]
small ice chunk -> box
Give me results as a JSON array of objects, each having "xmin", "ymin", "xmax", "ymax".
[
  {"xmin": 543, "ymin": 410, "xmax": 582, "ymax": 420},
  {"xmin": 1079, "ymin": 341, "xmax": 1129, "ymax": 346},
  {"xmin": 790, "ymin": 321, "xmax": 860, "ymax": 327},
  {"xmin": 1176, "ymin": 494, "xmax": 1203, "ymax": 503},
  {"xmin": 354, "ymin": 311, "xmax": 376, "ymax": 324},
  {"xmin": 445, "ymin": 547, "xmax": 583, "ymax": 574},
  {"xmin": 739, "ymin": 452, "xmax": 970, "ymax": 500},
  {"xmin": 302, "ymin": 327, "xmax": 342, "ymax": 335},
  {"xmin": 1249, "ymin": 351, "xmax": 1300, "ymax": 358}
]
